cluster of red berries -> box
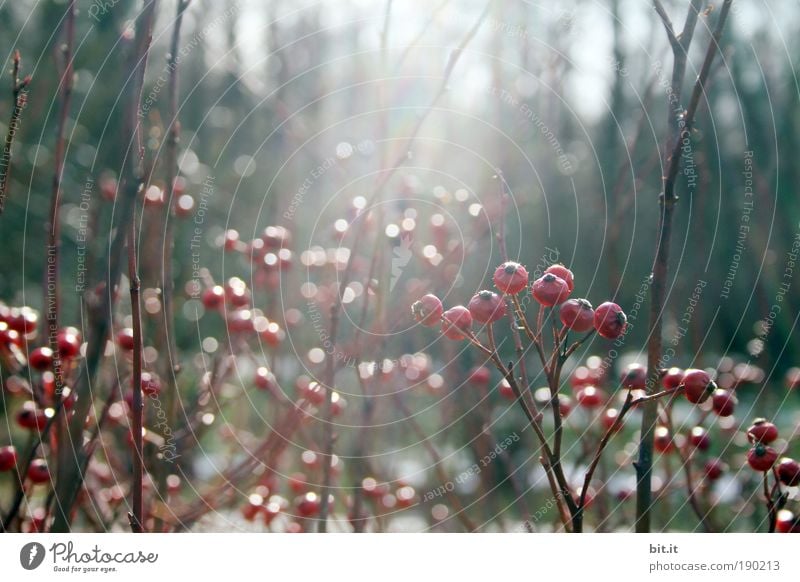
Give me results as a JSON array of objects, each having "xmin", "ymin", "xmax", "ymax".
[{"xmin": 412, "ymin": 262, "xmax": 628, "ymax": 341}]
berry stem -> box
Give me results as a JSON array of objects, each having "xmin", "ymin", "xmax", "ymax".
[{"xmin": 763, "ymin": 472, "xmax": 776, "ymax": 533}]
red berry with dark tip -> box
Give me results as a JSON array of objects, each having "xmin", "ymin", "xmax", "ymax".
[
  {"xmin": 746, "ymin": 418, "xmax": 778, "ymax": 444},
  {"xmin": 412, "ymin": 294, "xmax": 443, "ymax": 327},
  {"xmin": 559, "ymin": 299, "xmax": 594, "ymax": 333},
  {"xmin": 531, "ymin": 274, "xmax": 570, "ymax": 307},
  {"xmin": 468, "ymin": 290, "xmax": 506, "ymax": 324},
  {"xmin": 747, "ymin": 444, "xmax": 778, "ymax": 471},
  {"xmin": 441, "ymin": 306, "xmax": 472, "ymax": 340},
  {"xmin": 493, "ymin": 262, "xmax": 529, "ymax": 295},
  {"xmin": 0, "ymin": 445, "xmax": 17, "ymax": 471},
  {"xmin": 16, "ymin": 402, "xmax": 48, "ymax": 431},
  {"xmin": 140, "ymin": 372, "xmax": 161, "ymax": 397},
  {"xmin": 662, "ymin": 367, "xmax": 684, "ymax": 390},
  {"xmin": 711, "ymin": 389, "xmax": 736, "ymax": 417},
  {"xmin": 777, "ymin": 458, "xmax": 800, "ymax": 486},
  {"xmin": 681, "ymin": 369, "xmax": 714, "ymax": 404},
  {"xmin": 27, "ymin": 459, "xmax": 50, "ymax": 484},
  {"xmin": 545, "ymin": 264, "xmax": 574, "ymax": 292},
  {"xmin": 621, "ymin": 363, "xmax": 647, "ymax": 390},
  {"xmin": 593, "ymin": 302, "xmax": 627, "ymax": 339}
]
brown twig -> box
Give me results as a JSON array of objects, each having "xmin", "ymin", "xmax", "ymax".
[
  {"xmin": 0, "ymin": 50, "xmax": 31, "ymax": 214},
  {"xmin": 635, "ymin": 0, "xmax": 732, "ymax": 533},
  {"xmin": 51, "ymin": 0, "xmax": 160, "ymax": 532}
]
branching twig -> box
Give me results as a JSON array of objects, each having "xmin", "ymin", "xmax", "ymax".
[
  {"xmin": 0, "ymin": 50, "xmax": 31, "ymax": 214},
  {"xmin": 636, "ymin": 0, "xmax": 732, "ymax": 533}
]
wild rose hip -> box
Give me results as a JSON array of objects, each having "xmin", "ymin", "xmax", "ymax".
[
  {"xmin": 468, "ymin": 366, "xmax": 491, "ymax": 385},
  {"xmin": 544, "ymin": 264, "xmax": 574, "ymax": 292},
  {"xmin": 468, "ymin": 290, "xmax": 506, "ymax": 324},
  {"xmin": 747, "ymin": 443, "xmax": 778, "ymax": 471},
  {"xmin": 531, "ymin": 274, "xmax": 570, "ymax": 307},
  {"xmin": 27, "ymin": 459, "xmax": 50, "ymax": 484},
  {"xmin": 498, "ymin": 379, "xmax": 515, "ymax": 400},
  {"xmin": 777, "ymin": 458, "xmax": 800, "ymax": 486},
  {"xmin": 493, "ymin": 262, "xmax": 529, "ymax": 295},
  {"xmin": 776, "ymin": 510, "xmax": 800, "ymax": 533},
  {"xmin": 0, "ymin": 445, "xmax": 17, "ymax": 471},
  {"xmin": 662, "ymin": 367, "xmax": 684, "ymax": 390},
  {"xmin": 412, "ymin": 294, "xmax": 443, "ymax": 326},
  {"xmin": 441, "ymin": 306, "xmax": 472, "ymax": 340},
  {"xmin": 28, "ymin": 347, "xmax": 54, "ymax": 371},
  {"xmin": 593, "ymin": 302, "xmax": 627, "ymax": 339},
  {"xmin": 746, "ymin": 418, "xmax": 778, "ymax": 444},
  {"xmin": 681, "ymin": 369, "xmax": 714, "ymax": 404},
  {"xmin": 704, "ymin": 458, "xmax": 725, "ymax": 481},
  {"xmin": 711, "ymin": 389, "xmax": 736, "ymax": 417},
  {"xmin": 202, "ymin": 285, "xmax": 225, "ymax": 310},
  {"xmin": 117, "ymin": 328, "xmax": 135, "ymax": 351},
  {"xmin": 621, "ymin": 363, "xmax": 647, "ymax": 390},
  {"xmin": 653, "ymin": 426, "xmax": 673, "ymax": 453},
  {"xmin": 576, "ymin": 386, "xmax": 605, "ymax": 408},
  {"xmin": 559, "ymin": 299, "xmax": 594, "ymax": 332},
  {"xmin": 688, "ymin": 427, "xmax": 711, "ymax": 450}
]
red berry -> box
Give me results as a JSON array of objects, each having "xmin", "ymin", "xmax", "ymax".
[
  {"xmin": 654, "ymin": 426, "xmax": 673, "ymax": 453},
  {"xmin": 468, "ymin": 290, "xmax": 507, "ymax": 324},
  {"xmin": 288, "ymin": 473, "xmax": 308, "ymax": 494},
  {"xmin": 227, "ymin": 309, "xmax": 254, "ymax": 334},
  {"xmin": 175, "ymin": 194, "xmax": 195, "ymax": 217},
  {"xmin": 593, "ymin": 302, "xmax": 627, "ymax": 339},
  {"xmin": 469, "ymin": 366, "xmax": 491, "ymax": 385},
  {"xmin": 412, "ymin": 294, "xmax": 443, "ymax": 326},
  {"xmin": 747, "ymin": 444, "xmax": 778, "ymax": 471},
  {"xmin": 571, "ymin": 366, "xmax": 602, "ymax": 389},
  {"xmin": 544, "ymin": 264, "xmax": 574, "ymax": 292},
  {"xmin": 662, "ymin": 367, "xmax": 684, "ymax": 390},
  {"xmin": 576, "ymin": 386, "xmax": 606, "ymax": 408},
  {"xmin": 777, "ymin": 458, "xmax": 800, "ymax": 486},
  {"xmin": 601, "ymin": 408, "xmax": 622, "ymax": 432},
  {"xmin": 711, "ymin": 389, "xmax": 736, "ymax": 417},
  {"xmin": 704, "ymin": 458, "xmax": 725, "ymax": 481},
  {"xmin": 225, "ymin": 278, "xmax": 250, "ymax": 307},
  {"xmin": 532, "ymin": 274, "xmax": 570, "ymax": 307},
  {"xmin": 296, "ymin": 492, "xmax": 320, "ymax": 517},
  {"xmin": 0, "ymin": 445, "xmax": 17, "ymax": 471},
  {"xmin": 303, "ymin": 382, "xmax": 326, "ymax": 406},
  {"xmin": 493, "ymin": 262, "xmax": 529, "ymax": 295},
  {"xmin": 56, "ymin": 327, "xmax": 82, "ymax": 359},
  {"xmin": 746, "ymin": 418, "xmax": 778, "ymax": 444},
  {"xmin": 16, "ymin": 402, "xmax": 48, "ymax": 431},
  {"xmin": 9, "ymin": 307, "xmax": 38, "ymax": 335},
  {"xmin": 688, "ymin": 426, "xmax": 710, "ymax": 450},
  {"xmin": 441, "ymin": 306, "xmax": 472, "ymax": 340},
  {"xmin": 559, "ymin": 394, "xmax": 574, "ymax": 418},
  {"xmin": 27, "ymin": 459, "xmax": 50, "ymax": 484},
  {"xmin": 202, "ymin": 286, "xmax": 225, "ymax": 310},
  {"xmin": 255, "ymin": 367, "xmax": 277, "ymax": 391},
  {"xmin": 498, "ymin": 379, "xmax": 515, "ymax": 401},
  {"xmin": 776, "ymin": 510, "xmax": 800, "ymax": 533},
  {"xmin": 559, "ymin": 299, "xmax": 594, "ymax": 333},
  {"xmin": 117, "ymin": 328, "xmax": 135, "ymax": 351},
  {"xmin": 140, "ymin": 372, "xmax": 161, "ymax": 397},
  {"xmin": 785, "ymin": 368, "xmax": 800, "ymax": 390},
  {"xmin": 28, "ymin": 347, "xmax": 54, "ymax": 371},
  {"xmin": 621, "ymin": 363, "xmax": 647, "ymax": 390},
  {"xmin": 681, "ymin": 369, "xmax": 714, "ymax": 404},
  {"xmin": 223, "ymin": 229, "xmax": 240, "ymax": 252}
]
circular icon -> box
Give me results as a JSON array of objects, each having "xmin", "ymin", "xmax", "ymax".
[{"xmin": 19, "ymin": 542, "xmax": 46, "ymax": 570}]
